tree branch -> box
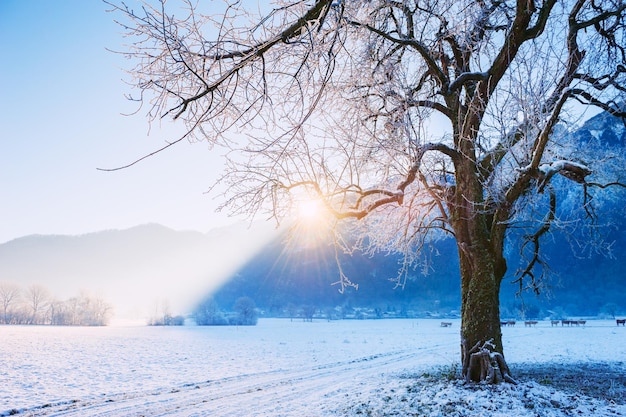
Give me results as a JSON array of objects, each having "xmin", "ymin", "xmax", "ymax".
[
  {"xmin": 447, "ymin": 72, "xmax": 489, "ymax": 94},
  {"xmin": 514, "ymin": 188, "xmax": 556, "ymax": 295}
]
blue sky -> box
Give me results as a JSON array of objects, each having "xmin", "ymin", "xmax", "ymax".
[{"xmin": 0, "ymin": 1, "xmax": 236, "ymax": 243}]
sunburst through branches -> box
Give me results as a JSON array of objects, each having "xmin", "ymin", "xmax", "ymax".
[{"xmin": 291, "ymin": 197, "xmax": 334, "ymax": 248}]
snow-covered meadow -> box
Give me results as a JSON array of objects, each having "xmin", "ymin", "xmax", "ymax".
[{"xmin": 1, "ymin": 319, "xmax": 625, "ymax": 416}]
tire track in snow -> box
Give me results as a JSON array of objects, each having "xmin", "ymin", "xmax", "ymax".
[{"xmin": 17, "ymin": 342, "xmax": 453, "ymax": 417}]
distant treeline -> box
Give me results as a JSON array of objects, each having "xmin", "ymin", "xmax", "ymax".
[
  {"xmin": 194, "ymin": 296, "xmax": 258, "ymax": 326},
  {"xmin": 0, "ymin": 282, "xmax": 112, "ymax": 326}
]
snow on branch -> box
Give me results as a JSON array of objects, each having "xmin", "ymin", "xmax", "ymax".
[
  {"xmin": 537, "ymin": 160, "xmax": 592, "ymax": 192},
  {"xmin": 447, "ymin": 71, "xmax": 489, "ymax": 94},
  {"xmin": 514, "ymin": 159, "xmax": 592, "ymax": 194}
]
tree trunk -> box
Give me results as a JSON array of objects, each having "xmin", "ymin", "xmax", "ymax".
[
  {"xmin": 458, "ymin": 240, "xmax": 516, "ymax": 383},
  {"xmin": 449, "ymin": 122, "xmax": 515, "ymax": 382}
]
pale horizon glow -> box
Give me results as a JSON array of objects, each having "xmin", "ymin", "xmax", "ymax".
[{"xmin": 0, "ymin": 221, "xmax": 284, "ymax": 321}]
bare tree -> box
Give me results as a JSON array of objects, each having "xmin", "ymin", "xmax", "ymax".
[
  {"xmin": 65, "ymin": 296, "xmax": 81, "ymax": 326},
  {"xmin": 26, "ymin": 284, "xmax": 50, "ymax": 325},
  {"xmin": 0, "ymin": 282, "xmax": 21, "ymax": 324},
  {"xmin": 77, "ymin": 291, "xmax": 113, "ymax": 326},
  {"xmin": 107, "ymin": 0, "xmax": 626, "ymax": 383},
  {"xmin": 92, "ymin": 295, "xmax": 114, "ymax": 326},
  {"xmin": 47, "ymin": 299, "xmax": 64, "ymax": 325}
]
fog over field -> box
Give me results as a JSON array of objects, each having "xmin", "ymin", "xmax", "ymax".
[{"xmin": 0, "ymin": 223, "xmax": 282, "ymax": 320}]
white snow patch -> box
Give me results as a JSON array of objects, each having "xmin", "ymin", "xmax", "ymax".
[
  {"xmin": 589, "ymin": 129, "xmax": 603, "ymax": 140},
  {"xmin": 1, "ymin": 319, "xmax": 625, "ymax": 416}
]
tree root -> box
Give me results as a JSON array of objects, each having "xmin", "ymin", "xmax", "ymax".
[{"xmin": 464, "ymin": 340, "xmax": 518, "ymax": 384}]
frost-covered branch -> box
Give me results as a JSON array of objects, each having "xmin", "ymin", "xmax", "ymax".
[
  {"xmin": 536, "ymin": 160, "xmax": 592, "ymax": 192},
  {"xmin": 514, "ymin": 189, "xmax": 556, "ymax": 295},
  {"xmin": 447, "ymin": 72, "xmax": 489, "ymax": 94}
]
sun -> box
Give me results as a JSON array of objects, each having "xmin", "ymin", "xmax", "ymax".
[
  {"xmin": 292, "ymin": 198, "xmax": 332, "ymax": 248},
  {"xmin": 297, "ymin": 199, "xmax": 323, "ymax": 221}
]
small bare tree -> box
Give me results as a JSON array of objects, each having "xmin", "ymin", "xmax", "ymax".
[
  {"xmin": 47, "ymin": 299, "xmax": 67, "ymax": 325},
  {"xmin": 0, "ymin": 282, "xmax": 21, "ymax": 324},
  {"xmin": 26, "ymin": 284, "xmax": 50, "ymax": 325},
  {"xmin": 77, "ymin": 291, "xmax": 113, "ymax": 326},
  {"xmin": 107, "ymin": 0, "xmax": 626, "ymax": 383},
  {"xmin": 65, "ymin": 296, "xmax": 81, "ymax": 325}
]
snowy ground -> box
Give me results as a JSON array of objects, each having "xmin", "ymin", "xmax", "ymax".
[{"xmin": 1, "ymin": 319, "xmax": 625, "ymax": 416}]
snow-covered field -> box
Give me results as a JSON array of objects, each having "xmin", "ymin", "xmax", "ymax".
[{"xmin": 1, "ymin": 319, "xmax": 625, "ymax": 416}]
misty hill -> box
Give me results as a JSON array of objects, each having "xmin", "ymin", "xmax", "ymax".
[{"xmin": 0, "ymin": 222, "xmax": 282, "ymax": 319}]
